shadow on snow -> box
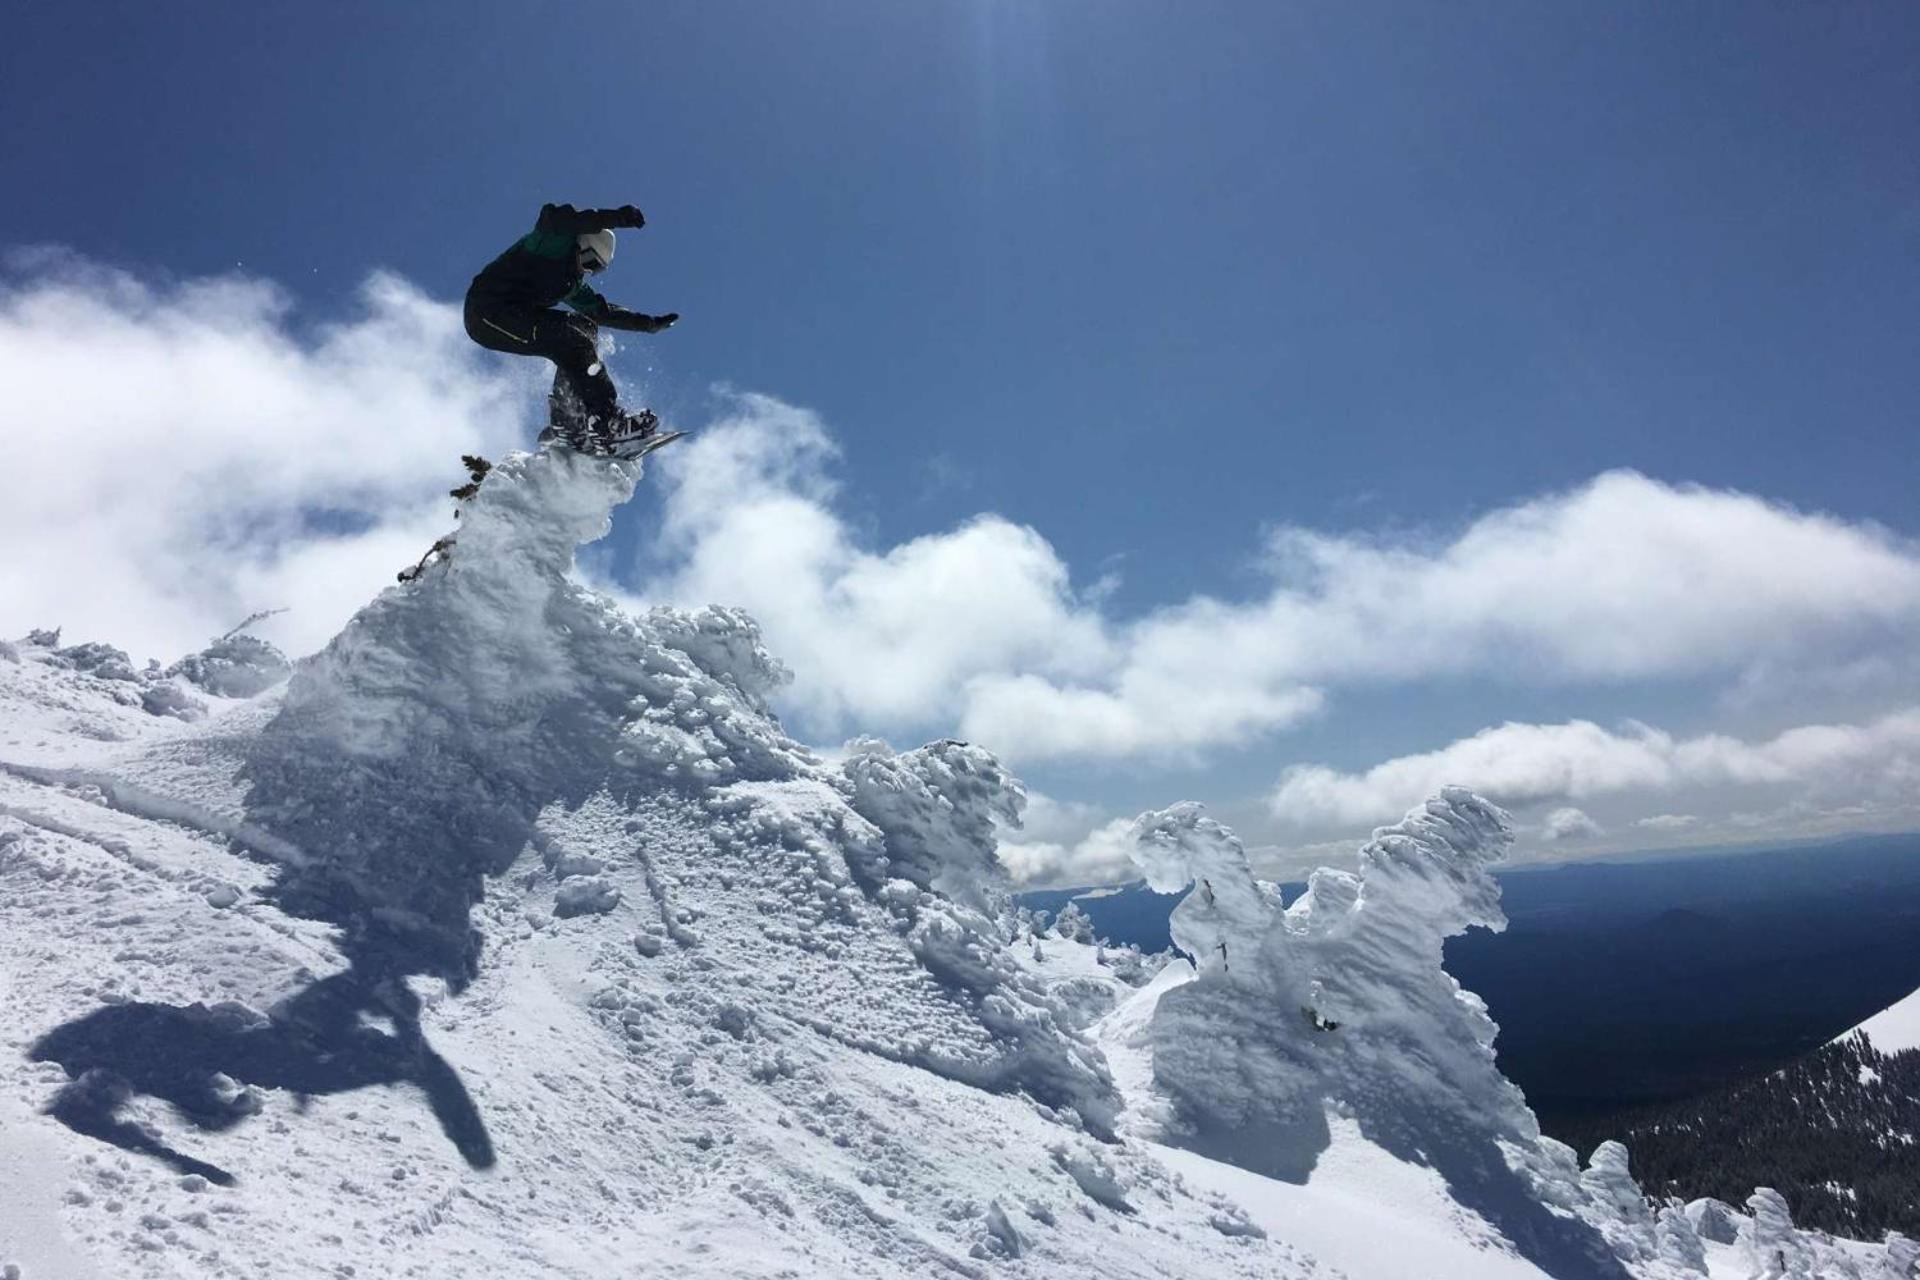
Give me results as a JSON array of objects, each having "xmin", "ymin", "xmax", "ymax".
[
  {"xmin": 30, "ymin": 948, "xmax": 494, "ymax": 1186},
  {"xmin": 23, "ymin": 543, "xmax": 742, "ymax": 1183}
]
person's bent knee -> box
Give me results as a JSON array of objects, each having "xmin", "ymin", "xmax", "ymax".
[{"xmin": 465, "ymin": 299, "xmax": 542, "ymax": 352}]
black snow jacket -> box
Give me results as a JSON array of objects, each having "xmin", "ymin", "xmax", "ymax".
[{"xmin": 466, "ymin": 203, "xmax": 654, "ymax": 330}]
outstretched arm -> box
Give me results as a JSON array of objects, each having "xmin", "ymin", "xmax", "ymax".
[
  {"xmin": 562, "ymin": 283, "xmax": 678, "ymax": 333},
  {"xmin": 535, "ymin": 202, "xmax": 647, "ymax": 234}
]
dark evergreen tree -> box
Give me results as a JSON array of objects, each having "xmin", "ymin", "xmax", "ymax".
[{"xmin": 1550, "ymin": 1032, "xmax": 1920, "ymax": 1240}]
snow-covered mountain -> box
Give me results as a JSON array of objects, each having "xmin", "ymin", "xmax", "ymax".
[
  {"xmin": 1558, "ymin": 987, "xmax": 1920, "ymax": 1250},
  {"xmin": 1, "ymin": 448, "xmax": 1911, "ymax": 1279},
  {"xmin": 1850, "ymin": 988, "xmax": 1920, "ymax": 1057}
]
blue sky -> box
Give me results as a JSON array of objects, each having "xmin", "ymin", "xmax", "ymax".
[{"xmin": 4, "ymin": 2, "xmax": 1918, "ymax": 880}]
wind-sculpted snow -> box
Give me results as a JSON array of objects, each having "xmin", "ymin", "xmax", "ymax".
[
  {"xmin": 643, "ymin": 601, "xmax": 793, "ymax": 710},
  {"xmin": 1884, "ymin": 1233, "xmax": 1920, "ymax": 1279},
  {"xmin": 1581, "ymin": 1141, "xmax": 1660, "ymax": 1268},
  {"xmin": 1, "ymin": 625, "xmax": 294, "ymax": 736},
  {"xmin": 225, "ymin": 451, "xmax": 1116, "ymax": 1125},
  {"xmin": 1685, "ymin": 1196, "xmax": 1745, "ymax": 1245},
  {"xmin": 1287, "ymin": 791, "xmax": 1522, "ymax": 1123},
  {"xmin": 1129, "ymin": 801, "xmax": 1278, "ymax": 970},
  {"xmin": 1132, "ymin": 790, "xmax": 1532, "ymax": 1159},
  {"xmin": 840, "ymin": 735, "xmax": 1025, "ymax": 911},
  {"xmin": 1722, "ymin": 1187, "xmax": 1898, "ymax": 1279},
  {"xmin": 1124, "ymin": 789, "xmax": 1646, "ymax": 1277},
  {"xmin": 9, "ymin": 448, "xmax": 1251, "ymax": 1279},
  {"xmin": 1101, "ymin": 788, "xmax": 1920, "ymax": 1278},
  {"xmin": 168, "ymin": 634, "xmax": 293, "ymax": 700},
  {"xmin": 833, "ymin": 737, "xmax": 1119, "ymax": 1138},
  {"xmin": 14, "ymin": 446, "xmax": 1913, "ymax": 1278},
  {"xmin": 1743, "ymin": 1188, "xmax": 1810, "ymax": 1277},
  {"xmin": 241, "ymin": 450, "xmax": 817, "ymax": 979},
  {"xmin": 1653, "ymin": 1203, "xmax": 1708, "ymax": 1274}
]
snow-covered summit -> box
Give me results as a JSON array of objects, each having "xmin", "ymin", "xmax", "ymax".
[{"xmin": 2, "ymin": 448, "xmax": 1908, "ymax": 1279}]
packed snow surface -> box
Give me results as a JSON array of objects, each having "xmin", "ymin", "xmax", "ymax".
[{"xmin": 1, "ymin": 447, "xmax": 1907, "ymax": 1279}]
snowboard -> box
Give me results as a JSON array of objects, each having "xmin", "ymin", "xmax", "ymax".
[
  {"xmin": 540, "ymin": 427, "xmax": 688, "ymax": 461},
  {"xmin": 613, "ymin": 428, "xmax": 687, "ymax": 460}
]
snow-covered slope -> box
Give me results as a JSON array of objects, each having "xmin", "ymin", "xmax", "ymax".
[
  {"xmin": 1, "ymin": 448, "xmax": 1908, "ymax": 1280},
  {"xmin": 1846, "ymin": 986, "xmax": 1920, "ymax": 1055}
]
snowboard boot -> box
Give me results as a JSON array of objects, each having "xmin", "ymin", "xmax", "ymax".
[
  {"xmin": 537, "ymin": 421, "xmax": 594, "ymax": 452},
  {"xmin": 599, "ymin": 409, "xmax": 660, "ymax": 455},
  {"xmin": 540, "ymin": 410, "xmax": 658, "ymax": 458}
]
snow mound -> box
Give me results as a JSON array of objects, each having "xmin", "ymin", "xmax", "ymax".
[
  {"xmin": 0, "ymin": 625, "xmax": 290, "ymax": 738},
  {"xmin": 841, "ymin": 735, "xmax": 1024, "ymax": 912},
  {"xmin": 241, "ymin": 450, "xmax": 810, "ymax": 978},
  {"xmin": 51, "ymin": 641, "xmax": 144, "ymax": 683},
  {"xmin": 233, "ymin": 450, "xmax": 1114, "ymax": 1123},
  {"xmin": 168, "ymin": 634, "xmax": 292, "ymax": 700},
  {"xmin": 0, "ymin": 628, "xmax": 217, "ymax": 749}
]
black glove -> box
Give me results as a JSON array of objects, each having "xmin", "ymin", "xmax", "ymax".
[
  {"xmin": 641, "ymin": 312, "xmax": 678, "ymax": 333},
  {"xmin": 616, "ymin": 204, "xmax": 646, "ymax": 228}
]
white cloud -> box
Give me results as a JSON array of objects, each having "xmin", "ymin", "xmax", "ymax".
[
  {"xmin": 644, "ymin": 404, "xmax": 1920, "ymax": 764},
  {"xmin": 1541, "ymin": 807, "xmax": 1603, "ymax": 840},
  {"xmin": 992, "ymin": 791, "xmax": 1157, "ymax": 888},
  {"xmin": 1270, "ymin": 708, "xmax": 1920, "ymax": 829},
  {"xmin": 0, "ymin": 253, "xmax": 530, "ymax": 661},
  {"xmin": 972, "ymin": 472, "xmax": 1920, "ymax": 760},
  {"xmin": 15, "ymin": 254, "xmax": 1920, "ymax": 793},
  {"xmin": 996, "ymin": 815, "xmax": 1140, "ymax": 889},
  {"xmin": 1634, "ymin": 813, "xmax": 1699, "ymax": 831},
  {"xmin": 1250, "ymin": 837, "xmax": 1370, "ymax": 884},
  {"xmin": 1253, "ymin": 472, "xmax": 1920, "ymax": 683},
  {"xmin": 959, "ymin": 673, "xmax": 1324, "ymax": 762},
  {"xmin": 645, "ymin": 396, "xmax": 1115, "ymax": 730},
  {"xmin": 645, "ymin": 397, "xmax": 1333, "ymax": 760}
]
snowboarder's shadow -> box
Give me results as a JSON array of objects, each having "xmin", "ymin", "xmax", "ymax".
[
  {"xmin": 28, "ymin": 530, "xmax": 668, "ymax": 1186},
  {"xmin": 29, "ymin": 935, "xmax": 495, "ymax": 1186}
]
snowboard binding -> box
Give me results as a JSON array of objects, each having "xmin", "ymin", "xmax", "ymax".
[{"xmin": 538, "ymin": 409, "xmax": 683, "ymax": 460}]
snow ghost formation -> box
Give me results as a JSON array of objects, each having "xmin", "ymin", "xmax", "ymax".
[
  {"xmin": 1123, "ymin": 794, "xmax": 1705, "ymax": 1277},
  {"xmin": 1127, "ymin": 790, "xmax": 1547, "ymax": 1179},
  {"xmin": 1110, "ymin": 785, "xmax": 1919, "ymax": 1277},
  {"xmin": 1742, "ymin": 1188, "xmax": 1809, "ymax": 1278}
]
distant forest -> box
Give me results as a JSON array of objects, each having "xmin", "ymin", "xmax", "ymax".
[{"xmin": 1552, "ymin": 1033, "xmax": 1920, "ymax": 1241}]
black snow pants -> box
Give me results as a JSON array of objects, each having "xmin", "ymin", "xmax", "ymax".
[{"xmin": 463, "ymin": 298, "xmax": 616, "ymax": 430}]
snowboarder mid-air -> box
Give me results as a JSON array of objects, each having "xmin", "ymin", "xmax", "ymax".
[{"xmin": 464, "ymin": 201, "xmax": 679, "ymax": 456}]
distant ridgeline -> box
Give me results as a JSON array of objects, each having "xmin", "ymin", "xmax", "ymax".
[
  {"xmin": 1018, "ymin": 833, "xmax": 1920, "ymax": 1123},
  {"xmin": 1554, "ymin": 1030, "xmax": 1920, "ymax": 1241}
]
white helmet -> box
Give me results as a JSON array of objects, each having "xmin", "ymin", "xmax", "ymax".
[{"xmin": 576, "ymin": 229, "xmax": 616, "ymax": 274}]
